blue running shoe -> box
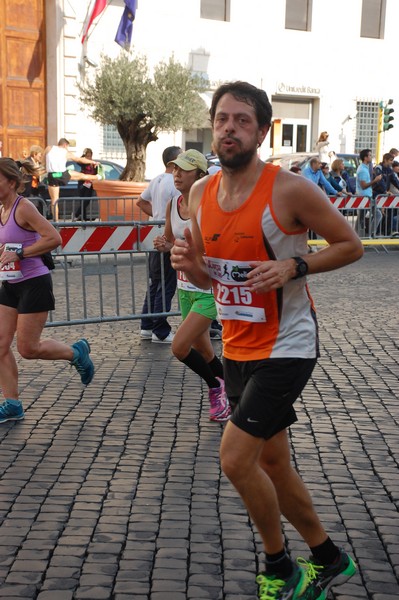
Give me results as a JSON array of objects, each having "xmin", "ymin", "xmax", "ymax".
[
  {"xmin": 298, "ymin": 549, "xmax": 357, "ymax": 600},
  {"xmin": 0, "ymin": 399, "xmax": 24, "ymax": 423},
  {"xmin": 71, "ymin": 338, "xmax": 94, "ymax": 385}
]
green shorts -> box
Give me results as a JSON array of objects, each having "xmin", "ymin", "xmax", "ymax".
[{"xmin": 178, "ymin": 288, "xmax": 217, "ymax": 321}]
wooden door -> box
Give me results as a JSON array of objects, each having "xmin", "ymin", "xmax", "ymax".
[{"xmin": 0, "ymin": 0, "xmax": 46, "ymax": 160}]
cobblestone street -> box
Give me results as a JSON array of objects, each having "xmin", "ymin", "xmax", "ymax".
[{"xmin": 0, "ymin": 251, "xmax": 398, "ymax": 599}]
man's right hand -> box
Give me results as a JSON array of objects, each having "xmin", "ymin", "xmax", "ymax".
[{"xmin": 170, "ymin": 228, "xmax": 194, "ymax": 272}]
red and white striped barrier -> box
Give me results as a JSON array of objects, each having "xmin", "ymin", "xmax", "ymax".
[
  {"xmin": 376, "ymin": 194, "xmax": 399, "ymax": 208},
  {"xmin": 329, "ymin": 195, "xmax": 399, "ymax": 209},
  {"xmin": 58, "ymin": 224, "xmax": 162, "ymax": 253},
  {"xmin": 328, "ymin": 196, "xmax": 370, "ymax": 209}
]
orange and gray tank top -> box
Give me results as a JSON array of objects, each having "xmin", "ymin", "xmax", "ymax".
[{"xmin": 198, "ymin": 164, "xmax": 319, "ymax": 361}]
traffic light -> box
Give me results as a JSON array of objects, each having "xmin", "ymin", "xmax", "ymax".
[{"xmin": 383, "ymin": 99, "xmax": 394, "ymax": 131}]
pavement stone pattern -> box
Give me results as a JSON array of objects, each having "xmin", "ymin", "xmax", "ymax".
[{"xmin": 0, "ymin": 251, "xmax": 398, "ymax": 599}]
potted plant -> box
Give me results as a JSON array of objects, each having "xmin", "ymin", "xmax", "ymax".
[{"xmin": 78, "ymin": 51, "xmax": 208, "ymax": 220}]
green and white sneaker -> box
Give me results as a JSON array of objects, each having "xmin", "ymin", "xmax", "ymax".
[
  {"xmin": 96, "ymin": 163, "xmax": 105, "ymax": 180},
  {"xmin": 298, "ymin": 549, "xmax": 357, "ymax": 600},
  {"xmin": 256, "ymin": 564, "xmax": 307, "ymax": 600}
]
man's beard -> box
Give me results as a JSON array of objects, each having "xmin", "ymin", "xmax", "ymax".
[{"xmin": 216, "ymin": 139, "xmax": 257, "ymax": 170}]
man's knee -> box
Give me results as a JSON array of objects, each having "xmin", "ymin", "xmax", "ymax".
[
  {"xmin": 220, "ymin": 442, "xmax": 256, "ymax": 484},
  {"xmin": 220, "ymin": 449, "xmax": 242, "ymax": 482},
  {"xmin": 259, "ymin": 452, "xmax": 292, "ymax": 484}
]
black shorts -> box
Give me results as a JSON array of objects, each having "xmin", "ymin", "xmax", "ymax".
[
  {"xmin": 224, "ymin": 357, "xmax": 317, "ymax": 440},
  {"xmin": 47, "ymin": 170, "xmax": 71, "ymax": 186},
  {"xmin": 0, "ymin": 274, "xmax": 55, "ymax": 313}
]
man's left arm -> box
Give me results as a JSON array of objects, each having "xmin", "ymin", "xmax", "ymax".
[{"xmin": 247, "ymin": 175, "xmax": 363, "ymax": 292}]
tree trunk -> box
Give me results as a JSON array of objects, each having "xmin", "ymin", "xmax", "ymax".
[
  {"xmin": 117, "ymin": 120, "xmax": 158, "ymax": 181},
  {"xmin": 121, "ymin": 142, "xmax": 146, "ymax": 181}
]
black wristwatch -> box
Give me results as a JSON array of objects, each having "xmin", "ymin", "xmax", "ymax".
[
  {"xmin": 15, "ymin": 247, "xmax": 25, "ymax": 260},
  {"xmin": 292, "ymin": 256, "xmax": 308, "ymax": 279}
]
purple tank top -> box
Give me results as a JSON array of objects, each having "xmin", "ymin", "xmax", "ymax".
[{"xmin": 0, "ymin": 196, "xmax": 49, "ymax": 283}]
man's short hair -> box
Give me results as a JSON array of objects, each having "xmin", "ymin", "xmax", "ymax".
[
  {"xmin": 309, "ymin": 157, "xmax": 320, "ymax": 167},
  {"xmin": 209, "ymin": 81, "xmax": 272, "ymax": 129},
  {"xmin": 58, "ymin": 138, "xmax": 69, "ymax": 146},
  {"xmin": 162, "ymin": 146, "xmax": 182, "ymax": 167},
  {"xmin": 359, "ymin": 149, "xmax": 371, "ymax": 162}
]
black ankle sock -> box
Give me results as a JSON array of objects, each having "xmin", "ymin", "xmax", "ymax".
[
  {"xmin": 180, "ymin": 349, "xmax": 219, "ymax": 388},
  {"xmin": 207, "ymin": 355, "xmax": 224, "ymax": 380},
  {"xmin": 310, "ymin": 537, "xmax": 340, "ymax": 565},
  {"xmin": 265, "ymin": 549, "xmax": 293, "ymax": 578}
]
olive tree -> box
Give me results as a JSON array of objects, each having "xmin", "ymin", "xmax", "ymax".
[{"xmin": 78, "ymin": 51, "xmax": 209, "ymax": 181}]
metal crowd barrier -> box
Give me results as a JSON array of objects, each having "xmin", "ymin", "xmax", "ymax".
[
  {"xmin": 42, "ymin": 194, "xmax": 399, "ymax": 327},
  {"xmin": 308, "ymin": 195, "xmax": 399, "ymax": 250},
  {"xmin": 45, "ymin": 219, "xmax": 180, "ymax": 327}
]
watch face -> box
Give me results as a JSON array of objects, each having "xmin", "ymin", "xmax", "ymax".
[
  {"xmin": 293, "ymin": 257, "xmax": 308, "ymax": 279},
  {"xmin": 298, "ymin": 261, "xmax": 307, "ymax": 275}
]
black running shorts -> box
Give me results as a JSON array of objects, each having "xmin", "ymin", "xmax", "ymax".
[
  {"xmin": 47, "ymin": 170, "xmax": 71, "ymax": 186},
  {"xmin": 224, "ymin": 357, "xmax": 317, "ymax": 439},
  {"xmin": 0, "ymin": 274, "xmax": 55, "ymax": 313}
]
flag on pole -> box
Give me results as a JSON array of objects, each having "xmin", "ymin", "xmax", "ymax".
[
  {"xmin": 115, "ymin": 0, "xmax": 137, "ymax": 49},
  {"xmin": 81, "ymin": 0, "xmax": 107, "ymax": 44}
]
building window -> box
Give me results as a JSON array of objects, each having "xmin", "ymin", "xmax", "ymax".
[
  {"xmin": 355, "ymin": 101, "xmax": 379, "ymax": 157},
  {"xmin": 285, "ymin": 0, "xmax": 312, "ymax": 31},
  {"xmin": 102, "ymin": 124, "xmax": 126, "ymax": 158},
  {"xmin": 361, "ymin": 0, "xmax": 386, "ymax": 39},
  {"xmin": 201, "ymin": 0, "xmax": 230, "ymax": 21}
]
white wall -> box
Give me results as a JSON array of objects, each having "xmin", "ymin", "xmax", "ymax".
[{"xmin": 51, "ymin": 0, "xmax": 399, "ymax": 176}]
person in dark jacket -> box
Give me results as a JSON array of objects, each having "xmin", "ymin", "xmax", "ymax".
[
  {"xmin": 74, "ymin": 148, "xmax": 98, "ymax": 221},
  {"xmin": 372, "ymin": 153, "xmax": 399, "ymax": 234},
  {"xmin": 372, "ymin": 153, "xmax": 394, "ymax": 196}
]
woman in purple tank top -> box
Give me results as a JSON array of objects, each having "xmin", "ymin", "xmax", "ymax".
[{"xmin": 0, "ymin": 158, "xmax": 95, "ymax": 424}]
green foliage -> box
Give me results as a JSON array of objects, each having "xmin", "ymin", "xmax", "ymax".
[
  {"xmin": 78, "ymin": 51, "xmax": 209, "ymax": 180},
  {"xmin": 79, "ymin": 53, "xmax": 153, "ymax": 126}
]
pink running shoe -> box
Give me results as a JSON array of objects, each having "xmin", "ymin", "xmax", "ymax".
[{"xmin": 209, "ymin": 378, "xmax": 231, "ymax": 422}]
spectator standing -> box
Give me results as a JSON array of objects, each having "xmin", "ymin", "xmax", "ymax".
[
  {"xmin": 373, "ymin": 152, "xmax": 395, "ymax": 196},
  {"xmin": 43, "ymin": 139, "xmax": 101, "ymax": 221},
  {"xmin": 330, "ymin": 158, "xmax": 355, "ymax": 194},
  {"xmin": 390, "ymin": 161, "xmax": 399, "ymax": 233},
  {"xmin": 153, "ymin": 149, "xmax": 230, "ymax": 422},
  {"xmin": 389, "ymin": 161, "xmax": 399, "ymax": 193},
  {"xmin": 137, "ymin": 146, "xmax": 182, "ymax": 343},
  {"xmin": 372, "ymin": 152, "xmax": 396, "ymax": 235},
  {"xmin": 314, "ymin": 131, "xmax": 331, "ymax": 163},
  {"xmin": 302, "ymin": 158, "xmax": 341, "ymax": 196},
  {"xmin": 25, "ymin": 145, "xmax": 46, "ymax": 182},
  {"xmin": 171, "ymin": 81, "xmax": 362, "ymax": 600},
  {"xmin": 320, "ymin": 162, "xmax": 349, "ymax": 195},
  {"xmin": 0, "ymin": 158, "xmax": 94, "ymax": 423},
  {"xmin": 355, "ymin": 149, "xmax": 382, "ymax": 236},
  {"xmin": 18, "ymin": 146, "xmax": 46, "ymax": 207},
  {"xmin": 74, "ymin": 148, "xmax": 97, "ymax": 221}
]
